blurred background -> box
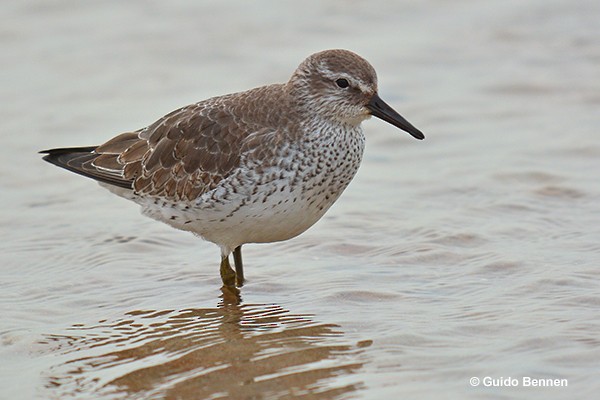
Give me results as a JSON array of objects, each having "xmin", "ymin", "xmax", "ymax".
[{"xmin": 1, "ymin": 1, "xmax": 599, "ymax": 399}]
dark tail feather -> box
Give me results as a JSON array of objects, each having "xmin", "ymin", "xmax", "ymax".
[
  {"xmin": 40, "ymin": 147, "xmax": 133, "ymax": 189},
  {"xmin": 40, "ymin": 146, "xmax": 97, "ymax": 166}
]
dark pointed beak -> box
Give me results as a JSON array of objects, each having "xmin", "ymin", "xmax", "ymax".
[{"xmin": 367, "ymin": 94, "xmax": 424, "ymax": 140}]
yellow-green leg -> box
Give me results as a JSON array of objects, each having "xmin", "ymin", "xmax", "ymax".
[
  {"xmin": 233, "ymin": 245, "xmax": 244, "ymax": 287},
  {"xmin": 220, "ymin": 255, "xmax": 236, "ymax": 287}
]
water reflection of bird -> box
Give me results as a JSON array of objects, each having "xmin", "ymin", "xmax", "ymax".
[
  {"xmin": 40, "ymin": 49, "xmax": 424, "ymax": 287},
  {"xmin": 42, "ymin": 292, "xmax": 370, "ymax": 399}
]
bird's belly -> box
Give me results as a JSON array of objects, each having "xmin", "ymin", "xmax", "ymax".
[
  {"xmin": 232, "ymin": 188, "xmax": 336, "ymax": 243},
  {"xmin": 191, "ymin": 181, "xmax": 343, "ymax": 248}
]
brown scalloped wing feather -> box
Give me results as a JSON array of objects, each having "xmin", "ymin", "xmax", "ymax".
[{"xmin": 91, "ymin": 103, "xmax": 247, "ymax": 202}]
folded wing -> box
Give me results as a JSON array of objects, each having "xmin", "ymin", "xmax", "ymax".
[{"xmin": 41, "ymin": 103, "xmax": 249, "ymax": 202}]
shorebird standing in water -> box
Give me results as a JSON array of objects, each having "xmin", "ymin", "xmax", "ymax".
[{"xmin": 41, "ymin": 49, "xmax": 424, "ymax": 288}]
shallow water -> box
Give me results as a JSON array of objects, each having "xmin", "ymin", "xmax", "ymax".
[{"xmin": 1, "ymin": 0, "xmax": 599, "ymax": 399}]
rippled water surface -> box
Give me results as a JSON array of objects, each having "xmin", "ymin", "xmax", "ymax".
[{"xmin": 1, "ymin": 1, "xmax": 599, "ymax": 399}]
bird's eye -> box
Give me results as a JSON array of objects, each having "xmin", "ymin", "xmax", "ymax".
[{"xmin": 335, "ymin": 78, "xmax": 349, "ymax": 88}]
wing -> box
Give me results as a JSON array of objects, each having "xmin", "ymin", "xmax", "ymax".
[{"xmin": 42, "ymin": 102, "xmax": 260, "ymax": 202}]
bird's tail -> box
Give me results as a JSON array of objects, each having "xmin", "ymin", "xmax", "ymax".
[{"xmin": 39, "ymin": 147, "xmax": 132, "ymax": 189}]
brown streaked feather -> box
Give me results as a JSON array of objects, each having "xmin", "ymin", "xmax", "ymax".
[
  {"xmin": 133, "ymin": 175, "xmax": 153, "ymax": 193},
  {"xmin": 181, "ymin": 143, "xmax": 202, "ymax": 174},
  {"xmin": 93, "ymin": 153, "xmax": 123, "ymax": 172},
  {"xmin": 123, "ymin": 161, "xmax": 141, "ymax": 181},
  {"xmin": 119, "ymin": 140, "xmax": 149, "ymax": 163},
  {"xmin": 96, "ymin": 132, "xmax": 140, "ymax": 154},
  {"xmin": 150, "ymin": 168, "xmax": 171, "ymax": 192},
  {"xmin": 144, "ymin": 138, "xmax": 175, "ymax": 173},
  {"xmin": 175, "ymin": 177, "xmax": 188, "ymax": 201},
  {"xmin": 164, "ymin": 178, "xmax": 177, "ymax": 199}
]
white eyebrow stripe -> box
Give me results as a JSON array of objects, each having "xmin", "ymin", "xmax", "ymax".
[{"xmin": 319, "ymin": 68, "xmax": 371, "ymax": 92}]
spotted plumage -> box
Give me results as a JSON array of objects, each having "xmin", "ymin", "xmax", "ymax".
[{"xmin": 41, "ymin": 49, "xmax": 424, "ymax": 287}]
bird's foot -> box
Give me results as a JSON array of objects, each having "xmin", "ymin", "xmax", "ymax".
[
  {"xmin": 220, "ymin": 285, "xmax": 242, "ymax": 305},
  {"xmin": 220, "ymin": 267, "xmax": 236, "ymax": 287},
  {"xmin": 235, "ymin": 274, "xmax": 244, "ymax": 288}
]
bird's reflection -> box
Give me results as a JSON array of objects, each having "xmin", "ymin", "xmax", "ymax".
[{"xmin": 42, "ymin": 288, "xmax": 368, "ymax": 399}]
